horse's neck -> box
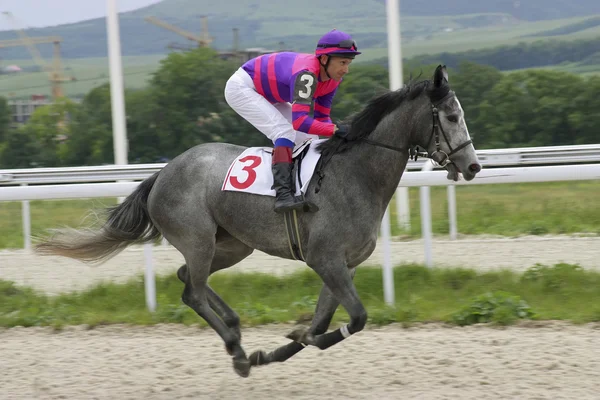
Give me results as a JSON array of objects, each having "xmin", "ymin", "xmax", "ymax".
[{"xmin": 338, "ymin": 107, "xmax": 415, "ymax": 213}]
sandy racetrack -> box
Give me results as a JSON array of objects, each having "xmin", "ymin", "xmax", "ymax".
[
  {"xmin": 1, "ymin": 322, "xmax": 599, "ymax": 400},
  {"xmin": 1, "ymin": 235, "xmax": 600, "ymax": 399}
]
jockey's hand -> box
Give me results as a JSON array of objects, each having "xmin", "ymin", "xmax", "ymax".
[{"xmin": 334, "ymin": 123, "xmax": 350, "ymax": 139}]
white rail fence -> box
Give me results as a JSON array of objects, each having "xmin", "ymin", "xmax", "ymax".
[
  {"xmin": 394, "ymin": 144, "xmax": 600, "ymax": 230},
  {"xmin": 1, "ymin": 145, "xmax": 600, "ymax": 310},
  {"xmin": 2, "ymin": 144, "xmax": 600, "ymax": 186},
  {"xmin": 2, "ymin": 163, "xmax": 600, "ymax": 311},
  {"xmin": 2, "ymin": 144, "xmax": 600, "ymax": 250}
]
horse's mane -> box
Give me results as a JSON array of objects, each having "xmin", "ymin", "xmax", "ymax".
[{"xmin": 316, "ymin": 76, "xmax": 450, "ymax": 158}]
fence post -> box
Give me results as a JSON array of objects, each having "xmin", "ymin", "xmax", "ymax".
[
  {"xmin": 420, "ymin": 162, "xmax": 434, "ymax": 267},
  {"xmin": 21, "ymin": 183, "xmax": 31, "ymax": 251},
  {"xmin": 395, "ymin": 187, "xmax": 411, "ymax": 231},
  {"xmin": 144, "ymin": 243, "xmax": 157, "ymax": 312},
  {"xmin": 380, "ymin": 208, "xmax": 395, "ymax": 305},
  {"xmin": 447, "ymin": 184, "xmax": 457, "ymax": 240}
]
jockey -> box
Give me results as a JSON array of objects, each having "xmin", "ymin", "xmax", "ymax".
[{"xmin": 224, "ymin": 29, "xmax": 361, "ymax": 214}]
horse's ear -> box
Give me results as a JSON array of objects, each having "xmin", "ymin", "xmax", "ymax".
[{"xmin": 433, "ymin": 64, "xmax": 449, "ymax": 87}]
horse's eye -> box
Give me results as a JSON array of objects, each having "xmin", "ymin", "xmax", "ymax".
[{"xmin": 447, "ymin": 115, "xmax": 459, "ymax": 123}]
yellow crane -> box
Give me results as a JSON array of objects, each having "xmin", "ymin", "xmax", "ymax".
[
  {"xmin": 1, "ymin": 11, "xmax": 73, "ymax": 99},
  {"xmin": 144, "ymin": 15, "xmax": 214, "ymax": 48}
]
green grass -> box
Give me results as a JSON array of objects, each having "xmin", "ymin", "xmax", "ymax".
[
  {"xmin": 0, "ymin": 55, "xmax": 165, "ymax": 99},
  {"xmin": 1, "ymin": 180, "xmax": 599, "ymax": 250},
  {"xmin": 358, "ymin": 15, "xmax": 600, "ymax": 62},
  {"xmin": 0, "ymin": 197, "xmax": 118, "ymax": 249},
  {"xmin": 387, "ymin": 180, "xmax": 600, "ymax": 237},
  {"xmin": 1, "ymin": 263, "xmax": 599, "ymax": 329}
]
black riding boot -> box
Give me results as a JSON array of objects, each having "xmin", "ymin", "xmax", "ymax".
[{"xmin": 271, "ymin": 147, "xmax": 318, "ymax": 214}]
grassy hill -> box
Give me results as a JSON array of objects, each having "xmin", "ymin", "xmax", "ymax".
[
  {"xmin": 1, "ymin": 0, "xmax": 600, "ymax": 59},
  {"xmin": 396, "ymin": 0, "xmax": 600, "ymax": 21},
  {"xmin": 1, "ymin": 0, "xmax": 600, "ymax": 98}
]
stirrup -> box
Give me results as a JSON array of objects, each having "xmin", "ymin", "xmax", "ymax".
[
  {"xmin": 297, "ymin": 195, "xmax": 319, "ymax": 212},
  {"xmin": 274, "ymin": 195, "xmax": 318, "ymax": 214}
]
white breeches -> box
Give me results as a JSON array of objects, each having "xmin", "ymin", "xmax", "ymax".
[{"xmin": 224, "ymin": 68, "xmax": 319, "ymax": 145}]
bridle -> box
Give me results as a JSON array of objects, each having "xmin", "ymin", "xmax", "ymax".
[
  {"xmin": 362, "ymin": 91, "xmax": 473, "ymax": 168},
  {"xmin": 313, "ymin": 90, "xmax": 473, "ymax": 193}
]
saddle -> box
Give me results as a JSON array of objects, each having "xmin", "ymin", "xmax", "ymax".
[
  {"xmin": 221, "ymin": 139, "xmax": 323, "ymax": 262},
  {"xmin": 222, "ymin": 139, "xmax": 323, "ymax": 197}
]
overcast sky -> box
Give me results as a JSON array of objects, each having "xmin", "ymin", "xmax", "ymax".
[{"xmin": 0, "ymin": 0, "xmax": 161, "ymax": 29}]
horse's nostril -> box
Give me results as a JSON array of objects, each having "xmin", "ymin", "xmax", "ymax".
[{"xmin": 469, "ymin": 163, "xmax": 481, "ymax": 173}]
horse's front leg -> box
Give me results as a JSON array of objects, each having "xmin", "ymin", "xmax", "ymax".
[
  {"xmin": 249, "ymin": 269, "xmax": 356, "ymax": 366},
  {"xmin": 286, "ymin": 262, "xmax": 366, "ymax": 350}
]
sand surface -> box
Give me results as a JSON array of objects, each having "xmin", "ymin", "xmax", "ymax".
[{"xmin": 1, "ymin": 322, "xmax": 599, "ymax": 400}]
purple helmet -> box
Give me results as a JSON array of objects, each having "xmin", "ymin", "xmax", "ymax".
[{"xmin": 315, "ymin": 29, "xmax": 361, "ymax": 58}]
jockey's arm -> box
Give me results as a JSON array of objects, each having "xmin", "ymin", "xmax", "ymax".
[
  {"xmin": 290, "ymin": 71, "xmax": 336, "ymax": 136},
  {"xmin": 314, "ymin": 87, "xmax": 336, "ymax": 124}
]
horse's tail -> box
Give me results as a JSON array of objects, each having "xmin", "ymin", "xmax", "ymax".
[{"xmin": 35, "ymin": 172, "xmax": 162, "ymax": 264}]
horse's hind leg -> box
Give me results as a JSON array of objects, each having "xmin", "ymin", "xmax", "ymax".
[
  {"xmin": 178, "ymin": 267, "xmax": 243, "ymax": 342},
  {"xmin": 176, "ymin": 234, "xmax": 251, "ymax": 378},
  {"xmin": 177, "ymin": 233, "xmax": 254, "ymax": 345},
  {"xmin": 208, "ymin": 229, "xmax": 254, "ymax": 341},
  {"xmin": 206, "ymin": 286, "xmax": 241, "ymax": 343}
]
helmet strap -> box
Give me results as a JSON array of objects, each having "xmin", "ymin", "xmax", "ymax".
[{"xmin": 319, "ymin": 55, "xmax": 332, "ymax": 79}]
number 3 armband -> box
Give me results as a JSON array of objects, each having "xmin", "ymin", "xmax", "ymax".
[{"xmin": 293, "ymin": 72, "xmax": 317, "ymax": 105}]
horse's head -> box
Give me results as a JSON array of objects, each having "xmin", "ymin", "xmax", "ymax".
[
  {"xmin": 412, "ymin": 65, "xmax": 481, "ymax": 181},
  {"xmin": 317, "ymin": 65, "xmax": 481, "ymax": 182}
]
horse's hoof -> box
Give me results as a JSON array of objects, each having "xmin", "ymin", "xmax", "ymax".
[
  {"xmin": 285, "ymin": 326, "xmax": 308, "ymax": 343},
  {"xmin": 233, "ymin": 357, "xmax": 251, "ymax": 378},
  {"xmin": 249, "ymin": 350, "xmax": 269, "ymax": 366}
]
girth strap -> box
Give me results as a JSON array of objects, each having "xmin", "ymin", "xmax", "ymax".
[{"xmin": 283, "ymin": 210, "xmax": 305, "ymax": 261}]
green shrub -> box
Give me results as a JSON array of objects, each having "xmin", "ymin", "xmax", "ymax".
[
  {"xmin": 521, "ymin": 263, "xmax": 585, "ymax": 291},
  {"xmin": 452, "ymin": 291, "xmax": 535, "ymax": 326}
]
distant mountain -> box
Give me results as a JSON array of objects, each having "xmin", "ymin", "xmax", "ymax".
[
  {"xmin": 397, "ymin": 0, "xmax": 600, "ymax": 21},
  {"xmin": 0, "ymin": 0, "xmax": 599, "ymax": 60}
]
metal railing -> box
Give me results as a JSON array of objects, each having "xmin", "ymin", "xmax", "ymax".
[{"xmin": 2, "ymin": 144, "xmax": 600, "ymax": 186}]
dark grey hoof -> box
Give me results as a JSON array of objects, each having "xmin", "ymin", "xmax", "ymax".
[
  {"xmin": 249, "ymin": 350, "xmax": 269, "ymax": 366},
  {"xmin": 233, "ymin": 357, "xmax": 251, "ymax": 378}
]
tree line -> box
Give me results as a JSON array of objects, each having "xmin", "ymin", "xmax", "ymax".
[
  {"xmin": 371, "ymin": 36, "xmax": 600, "ymax": 72},
  {"xmin": 0, "ymin": 48, "xmax": 598, "ymax": 169}
]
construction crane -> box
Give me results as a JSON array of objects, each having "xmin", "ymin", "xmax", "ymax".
[
  {"xmin": 144, "ymin": 15, "xmax": 214, "ymax": 48},
  {"xmin": 166, "ymin": 42, "xmax": 195, "ymax": 52},
  {"xmin": 1, "ymin": 11, "xmax": 73, "ymax": 99}
]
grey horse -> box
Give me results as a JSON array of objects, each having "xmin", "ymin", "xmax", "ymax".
[{"xmin": 36, "ymin": 65, "xmax": 481, "ymax": 378}]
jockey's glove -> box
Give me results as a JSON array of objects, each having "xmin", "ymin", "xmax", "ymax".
[{"xmin": 334, "ymin": 123, "xmax": 350, "ymax": 139}]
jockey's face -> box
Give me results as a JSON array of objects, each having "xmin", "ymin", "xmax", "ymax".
[{"xmin": 320, "ymin": 55, "xmax": 353, "ymax": 81}]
